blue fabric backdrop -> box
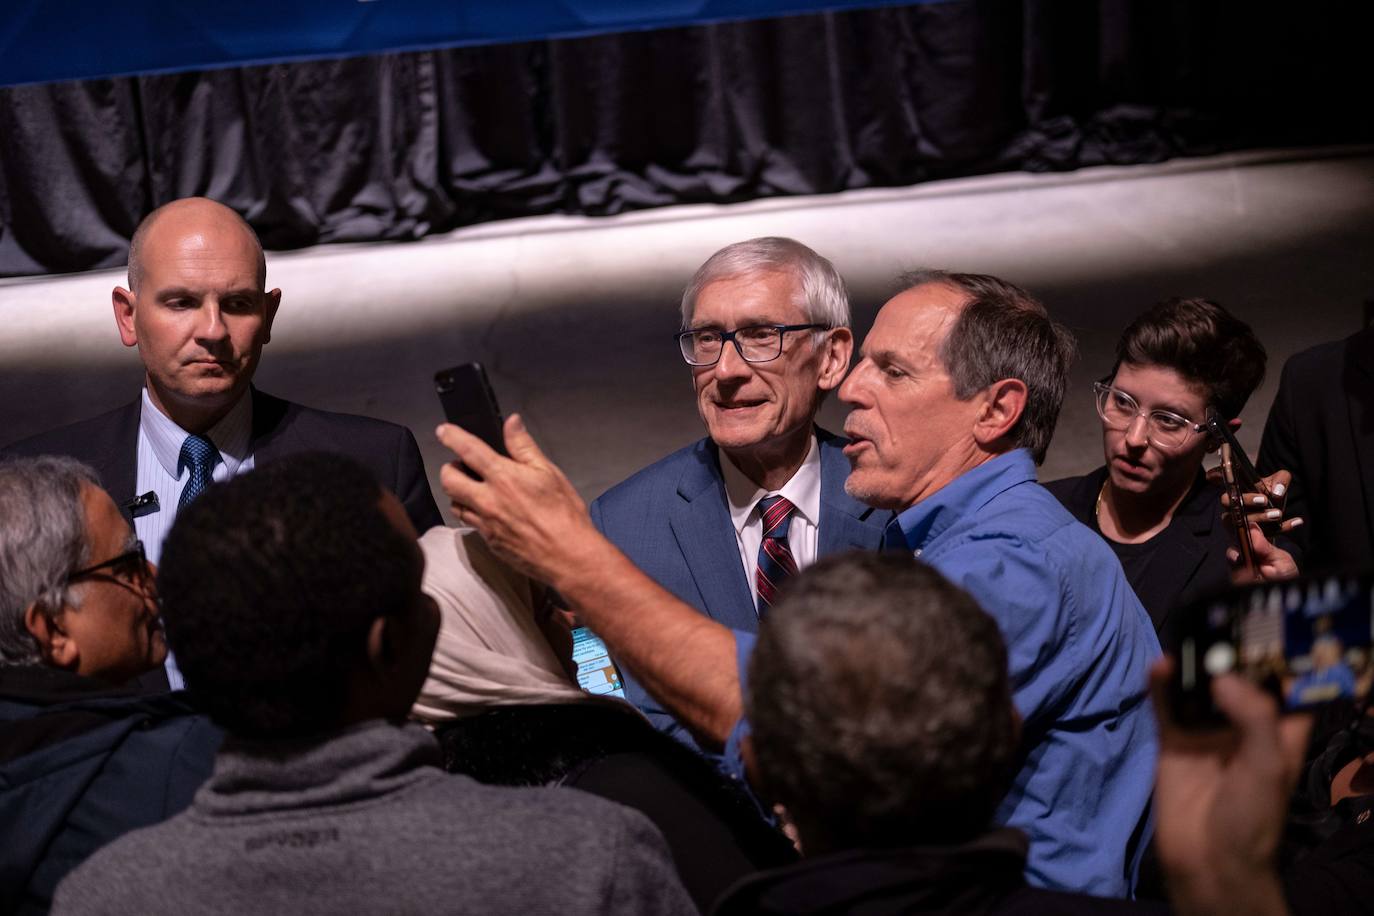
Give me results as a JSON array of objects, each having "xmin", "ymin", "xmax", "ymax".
[{"xmin": 0, "ymin": 0, "xmax": 922, "ymax": 87}]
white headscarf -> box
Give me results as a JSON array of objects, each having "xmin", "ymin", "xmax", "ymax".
[{"xmin": 411, "ymin": 526, "xmax": 603, "ymax": 724}]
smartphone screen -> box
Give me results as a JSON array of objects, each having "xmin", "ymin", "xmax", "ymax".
[
  {"xmin": 1174, "ymin": 574, "xmax": 1374, "ymax": 727},
  {"xmin": 572, "ymin": 626, "xmax": 627, "ymax": 701}
]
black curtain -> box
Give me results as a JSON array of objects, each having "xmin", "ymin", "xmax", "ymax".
[{"xmin": 1, "ymin": 0, "xmax": 1370, "ymax": 278}]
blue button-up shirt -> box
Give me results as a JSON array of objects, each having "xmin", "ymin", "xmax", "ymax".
[{"xmin": 729, "ymin": 449, "xmax": 1160, "ymax": 897}]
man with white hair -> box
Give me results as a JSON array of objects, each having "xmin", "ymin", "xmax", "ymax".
[
  {"xmin": 590, "ymin": 237, "xmax": 890, "ymax": 745},
  {"xmin": 436, "ymin": 268, "xmax": 1159, "ymax": 896}
]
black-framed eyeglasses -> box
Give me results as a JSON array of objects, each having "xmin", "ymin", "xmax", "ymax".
[
  {"xmin": 66, "ymin": 540, "xmax": 149, "ymax": 585},
  {"xmin": 676, "ymin": 323, "xmax": 827, "ymax": 366},
  {"xmin": 1092, "ymin": 382, "xmax": 1206, "ymax": 451}
]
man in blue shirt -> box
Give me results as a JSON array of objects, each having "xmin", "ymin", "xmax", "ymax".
[{"xmin": 437, "ymin": 270, "xmax": 1161, "ymax": 896}]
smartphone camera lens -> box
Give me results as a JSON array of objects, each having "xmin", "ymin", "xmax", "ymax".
[{"xmin": 1204, "ymin": 642, "xmax": 1237, "ymax": 677}]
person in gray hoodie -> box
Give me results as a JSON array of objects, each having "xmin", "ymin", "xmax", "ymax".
[{"xmin": 51, "ymin": 452, "xmax": 696, "ymax": 916}]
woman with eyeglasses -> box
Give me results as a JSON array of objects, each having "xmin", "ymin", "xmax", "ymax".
[{"xmin": 1045, "ymin": 297, "xmax": 1289, "ymax": 641}]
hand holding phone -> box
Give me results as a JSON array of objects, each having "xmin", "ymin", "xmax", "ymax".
[
  {"xmin": 1172, "ymin": 573, "xmax": 1374, "ymax": 729},
  {"xmin": 1152, "ymin": 655, "xmax": 1311, "ymax": 916},
  {"xmin": 1204, "ymin": 411, "xmax": 1303, "ymax": 581},
  {"xmin": 435, "ymin": 363, "xmax": 506, "ymax": 477}
]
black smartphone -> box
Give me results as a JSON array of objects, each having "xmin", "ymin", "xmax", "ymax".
[
  {"xmin": 1172, "ymin": 574, "xmax": 1374, "ymax": 728},
  {"xmin": 435, "ymin": 363, "xmax": 507, "ymax": 458}
]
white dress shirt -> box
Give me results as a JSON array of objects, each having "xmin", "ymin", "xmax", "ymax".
[
  {"xmin": 135, "ymin": 389, "xmax": 255, "ymax": 688},
  {"xmin": 719, "ymin": 435, "xmax": 821, "ymax": 608}
]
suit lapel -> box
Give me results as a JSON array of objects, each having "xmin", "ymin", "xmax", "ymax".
[
  {"xmin": 247, "ymin": 388, "xmax": 294, "ymax": 464},
  {"xmin": 668, "ymin": 442, "xmax": 759, "ymax": 633},
  {"xmin": 816, "ymin": 429, "xmax": 891, "ymax": 555},
  {"xmin": 1344, "ymin": 332, "xmax": 1374, "ymax": 559},
  {"xmin": 99, "ymin": 401, "xmax": 142, "ymax": 519}
]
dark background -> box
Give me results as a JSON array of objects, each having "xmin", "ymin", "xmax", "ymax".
[{"xmin": 3, "ymin": 0, "xmax": 1371, "ymax": 278}]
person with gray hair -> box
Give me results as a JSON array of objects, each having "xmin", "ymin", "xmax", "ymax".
[
  {"xmin": 715, "ymin": 552, "xmax": 1143, "ymax": 914},
  {"xmin": 590, "ymin": 236, "xmax": 890, "ymax": 749},
  {"xmin": 678, "ymin": 236, "xmax": 852, "ymax": 331},
  {"xmin": 0, "ymin": 456, "xmax": 163, "ymax": 681},
  {"xmin": 433, "ymin": 267, "xmax": 1158, "ymax": 896},
  {"xmin": 0, "ymin": 456, "xmax": 220, "ymax": 914},
  {"xmin": 0, "ymin": 457, "xmax": 98, "ymax": 668}
]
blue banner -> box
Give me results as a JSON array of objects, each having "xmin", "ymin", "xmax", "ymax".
[{"xmin": 0, "ymin": 0, "xmax": 924, "ymax": 87}]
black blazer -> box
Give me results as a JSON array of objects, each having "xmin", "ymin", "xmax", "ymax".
[
  {"xmin": 1259, "ymin": 327, "xmax": 1374, "ymax": 576},
  {"xmin": 2, "ymin": 388, "xmax": 442, "ymax": 534},
  {"xmin": 1045, "ymin": 467, "xmax": 1230, "ymax": 643}
]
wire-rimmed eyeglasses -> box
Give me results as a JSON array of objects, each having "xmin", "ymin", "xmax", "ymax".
[
  {"xmin": 676, "ymin": 323, "xmax": 826, "ymax": 367},
  {"xmin": 1093, "ymin": 382, "xmax": 1207, "ymax": 451}
]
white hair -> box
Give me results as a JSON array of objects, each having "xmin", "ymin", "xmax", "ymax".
[{"xmin": 680, "ymin": 237, "xmax": 850, "ymax": 330}]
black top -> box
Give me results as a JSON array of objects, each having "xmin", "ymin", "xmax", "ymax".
[
  {"xmin": 1105, "ymin": 536, "xmax": 1161, "ymax": 600},
  {"xmin": 1273, "ymin": 699, "xmax": 1374, "ymax": 916},
  {"xmin": 711, "ymin": 828, "xmax": 1162, "ymax": 916},
  {"xmin": 434, "ymin": 703, "xmax": 797, "ymax": 912},
  {"xmin": 1044, "ymin": 467, "xmax": 1230, "ymax": 644},
  {"xmin": 1284, "ymin": 792, "xmax": 1374, "ymax": 916}
]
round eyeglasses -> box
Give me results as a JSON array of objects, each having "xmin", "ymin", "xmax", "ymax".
[
  {"xmin": 1093, "ymin": 382, "xmax": 1207, "ymax": 451},
  {"xmin": 676, "ymin": 323, "xmax": 826, "ymax": 367}
]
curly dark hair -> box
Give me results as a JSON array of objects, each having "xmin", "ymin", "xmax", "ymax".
[
  {"xmin": 157, "ymin": 452, "xmax": 420, "ymax": 739},
  {"xmin": 746, "ymin": 551, "xmax": 1018, "ymax": 852},
  {"xmin": 1114, "ymin": 297, "xmax": 1266, "ymax": 420}
]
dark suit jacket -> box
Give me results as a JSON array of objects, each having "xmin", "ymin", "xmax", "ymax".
[
  {"xmin": 1045, "ymin": 467, "xmax": 1230, "ymax": 645},
  {"xmin": 589, "ymin": 427, "xmax": 891, "ymax": 743},
  {"xmin": 1259, "ymin": 327, "xmax": 1374, "ymax": 576},
  {"xmin": 2, "ymin": 388, "xmax": 443, "ymax": 534}
]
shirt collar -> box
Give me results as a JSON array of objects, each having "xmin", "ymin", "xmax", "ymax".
[
  {"xmin": 140, "ymin": 388, "xmax": 254, "ymax": 478},
  {"xmin": 889, "ymin": 449, "xmax": 1038, "ymax": 552},
  {"xmin": 720, "ymin": 434, "xmax": 821, "ymax": 535}
]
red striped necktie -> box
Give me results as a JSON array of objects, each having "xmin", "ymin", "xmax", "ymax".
[{"xmin": 755, "ymin": 494, "xmax": 799, "ymax": 616}]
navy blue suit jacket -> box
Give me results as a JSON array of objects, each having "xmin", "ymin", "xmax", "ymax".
[{"xmin": 589, "ymin": 427, "xmax": 891, "ymax": 743}]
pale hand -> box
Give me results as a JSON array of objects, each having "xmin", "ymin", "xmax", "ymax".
[{"xmin": 436, "ymin": 414, "xmax": 598, "ymax": 588}]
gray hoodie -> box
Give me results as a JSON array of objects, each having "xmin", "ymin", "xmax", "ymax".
[{"xmin": 52, "ymin": 719, "xmax": 697, "ymax": 916}]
